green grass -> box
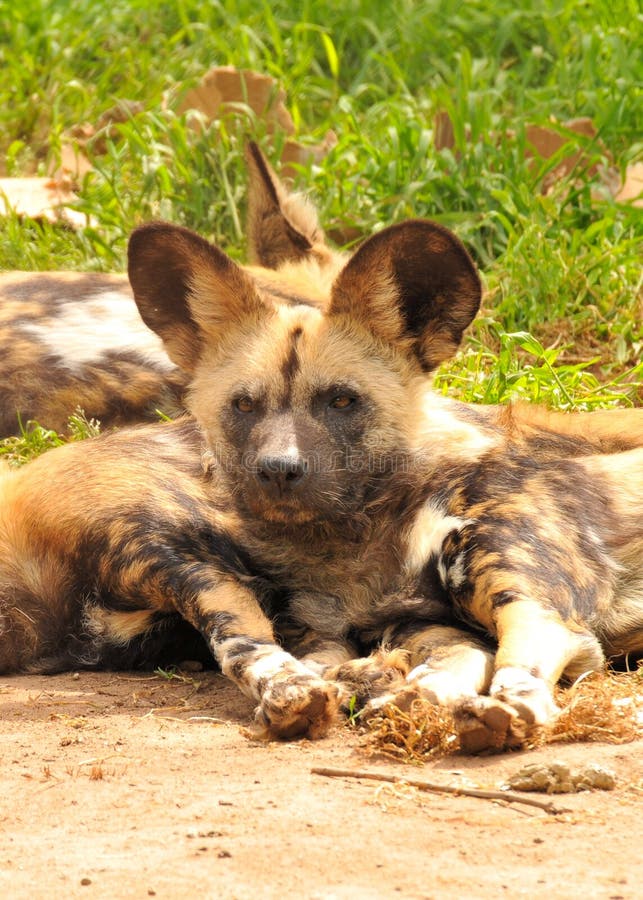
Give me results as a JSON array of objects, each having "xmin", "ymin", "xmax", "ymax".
[
  {"xmin": 0, "ymin": 411, "xmax": 100, "ymax": 466},
  {"xmin": 0, "ymin": 0, "xmax": 641, "ymax": 458}
]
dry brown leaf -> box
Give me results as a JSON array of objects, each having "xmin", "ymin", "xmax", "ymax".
[
  {"xmin": 46, "ymin": 100, "xmax": 147, "ymax": 186},
  {"xmin": 524, "ymin": 118, "xmax": 619, "ymax": 194},
  {"xmin": 180, "ymin": 66, "xmax": 295, "ymax": 133},
  {"xmin": 280, "ymin": 130, "xmax": 337, "ymax": 180},
  {"xmin": 179, "ymin": 66, "xmax": 335, "ymax": 178},
  {"xmin": 433, "ymin": 110, "xmax": 456, "ymax": 152},
  {"xmin": 95, "ymin": 100, "xmax": 146, "ymax": 131},
  {"xmin": 434, "ymin": 111, "xmax": 621, "ymax": 197},
  {"xmin": 525, "ymin": 117, "xmax": 596, "ymax": 161},
  {"xmin": 56, "ymin": 143, "xmax": 94, "ymax": 183}
]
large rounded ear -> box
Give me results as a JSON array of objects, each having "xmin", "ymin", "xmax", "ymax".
[
  {"xmin": 128, "ymin": 223, "xmax": 265, "ymax": 372},
  {"xmin": 328, "ymin": 220, "xmax": 481, "ymax": 371},
  {"xmin": 245, "ymin": 141, "xmax": 327, "ymax": 268}
]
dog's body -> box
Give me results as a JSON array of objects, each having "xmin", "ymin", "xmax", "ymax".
[
  {"xmin": 0, "ymin": 271, "xmax": 186, "ymax": 435},
  {"xmin": 1, "ymin": 145, "xmax": 641, "ymax": 750}
]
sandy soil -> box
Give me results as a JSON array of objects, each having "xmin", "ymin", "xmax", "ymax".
[{"xmin": 1, "ymin": 669, "xmax": 641, "ymax": 900}]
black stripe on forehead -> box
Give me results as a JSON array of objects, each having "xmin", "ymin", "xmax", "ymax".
[{"xmin": 279, "ymin": 327, "xmax": 303, "ymax": 404}]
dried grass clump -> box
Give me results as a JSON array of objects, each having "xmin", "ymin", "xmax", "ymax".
[
  {"xmin": 546, "ymin": 670, "xmax": 643, "ymax": 746},
  {"xmin": 364, "ymin": 668, "xmax": 643, "ymax": 761},
  {"xmin": 364, "ymin": 697, "xmax": 460, "ymax": 761}
]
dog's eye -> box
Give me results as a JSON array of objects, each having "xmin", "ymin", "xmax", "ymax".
[
  {"xmin": 234, "ymin": 396, "xmax": 255, "ymax": 414},
  {"xmin": 329, "ymin": 394, "xmax": 356, "ymax": 410}
]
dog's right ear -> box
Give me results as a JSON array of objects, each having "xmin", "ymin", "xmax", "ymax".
[
  {"xmin": 128, "ymin": 222, "xmax": 266, "ymax": 373},
  {"xmin": 245, "ymin": 141, "xmax": 327, "ymax": 268},
  {"xmin": 329, "ymin": 220, "xmax": 481, "ymax": 372}
]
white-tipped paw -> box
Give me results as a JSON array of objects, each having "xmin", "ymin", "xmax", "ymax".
[
  {"xmin": 490, "ymin": 667, "xmax": 559, "ymax": 726},
  {"xmin": 253, "ymin": 675, "xmax": 340, "ymax": 741}
]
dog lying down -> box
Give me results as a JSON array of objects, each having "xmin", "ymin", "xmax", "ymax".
[{"xmin": 0, "ymin": 143, "xmax": 641, "ymax": 752}]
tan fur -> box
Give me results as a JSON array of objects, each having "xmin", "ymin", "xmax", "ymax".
[{"xmin": 0, "ymin": 143, "xmax": 641, "ymax": 751}]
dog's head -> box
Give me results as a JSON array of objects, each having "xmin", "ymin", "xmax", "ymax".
[{"xmin": 128, "ymin": 145, "xmax": 481, "ymax": 528}]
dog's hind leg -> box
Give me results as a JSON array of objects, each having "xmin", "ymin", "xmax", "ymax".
[{"xmin": 337, "ymin": 622, "xmax": 502, "ymax": 743}]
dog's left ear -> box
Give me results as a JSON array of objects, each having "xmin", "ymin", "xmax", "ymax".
[
  {"xmin": 245, "ymin": 141, "xmax": 327, "ymax": 268},
  {"xmin": 328, "ymin": 220, "xmax": 481, "ymax": 371}
]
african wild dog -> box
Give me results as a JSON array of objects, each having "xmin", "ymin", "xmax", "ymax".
[
  {"xmin": 0, "ymin": 144, "xmax": 641, "ymax": 751},
  {"xmin": 0, "ymin": 271, "xmax": 187, "ymax": 436}
]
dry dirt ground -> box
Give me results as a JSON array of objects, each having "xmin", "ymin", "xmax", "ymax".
[{"xmin": 1, "ymin": 669, "xmax": 642, "ymax": 900}]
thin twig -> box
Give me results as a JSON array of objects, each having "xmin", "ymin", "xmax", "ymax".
[
  {"xmin": 187, "ymin": 715, "xmax": 228, "ymax": 723},
  {"xmin": 311, "ymin": 766, "xmax": 569, "ymax": 815}
]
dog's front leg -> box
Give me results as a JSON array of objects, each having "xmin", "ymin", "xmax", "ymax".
[
  {"xmin": 489, "ymin": 597, "xmax": 604, "ymax": 725},
  {"xmin": 451, "ymin": 592, "xmax": 605, "ymax": 752},
  {"xmin": 179, "ymin": 579, "xmax": 341, "ymax": 740},
  {"xmin": 388, "ymin": 621, "xmax": 495, "ymax": 705}
]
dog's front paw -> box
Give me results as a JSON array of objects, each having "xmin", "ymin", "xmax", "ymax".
[
  {"xmin": 449, "ymin": 670, "xmax": 558, "ymax": 753},
  {"xmin": 253, "ymin": 675, "xmax": 341, "ymax": 740},
  {"xmin": 490, "ymin": 667, "xmax": 559, "ymax": 726},
  {"xmin": 326, "ymin": 649, "xmax": 410, "ymax": 712},
  {"xmin": 361, "ymin": 684, "xmax": 425, "ymax": 721},
  {"xmin": 453, "ymin": 696, "xmax": 531, "ymax": 754}
]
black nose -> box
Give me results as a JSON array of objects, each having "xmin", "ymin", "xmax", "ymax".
[{"xmin": 255, "ymin": 454, "xmax": 308, "ymax": 495}]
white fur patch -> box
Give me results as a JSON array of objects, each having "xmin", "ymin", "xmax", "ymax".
[
  {"xmin": 20, "ymin": 290, "xmax": 174, "ymax": 373},
  {"xmin": 491, "ymin": 667, "xmax": 545, "ymax": 695},
  {"xmin": 415, "ymin": 393, "xmax": 499, "ymax": 460},
  {"xmin": 220, "ymin": 644, "xmax": 306, "ymax": 686},
  {"xmin": 446, "ymin": 551, "xmax": 467, "ymax": 589},
  {"xmin": 404, "ymin": 499, "xmax": 472, "ymax": 576}
]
